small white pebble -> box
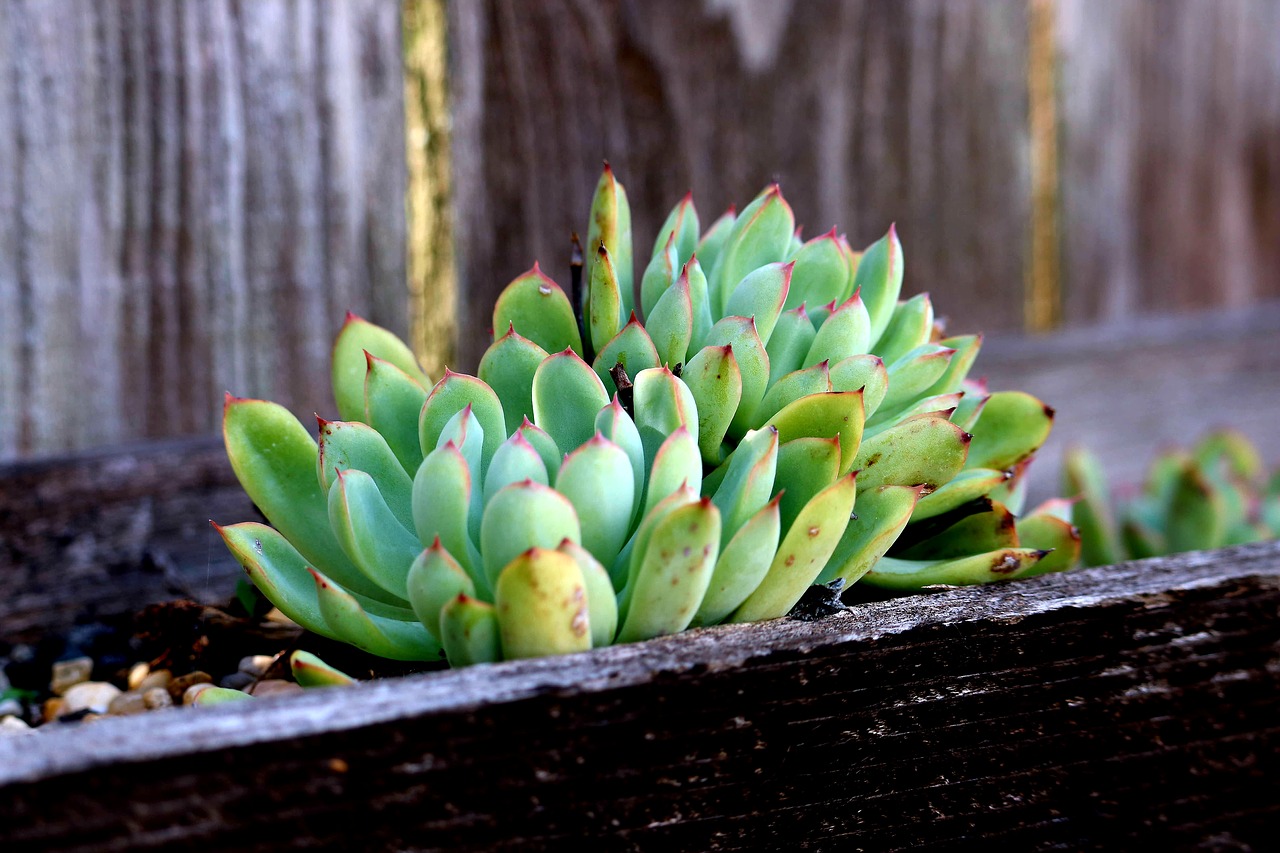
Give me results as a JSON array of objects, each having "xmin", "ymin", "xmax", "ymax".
[
  {"xmin": 142, "ymin": 687, "xmax": 173, "ymax": 710},
  {"xmin": 50, "ymin": 657, "xmax": 94, "ymax": 695},
  {"xmin": 0, "ymin": 716, "xmax": 33, "ymax": 736},
  {"xmin": 126, "ymin": 662, "xmax": 151, "ymax": 691},
  {"xmin": 137, "ymin": 669, "xmax": 173, "ymax": 692},
  {"xmin": 107, "ymin": 691, "xmax": 147, "ymax": 716},
  {"xmin": 249, "ymin": 679, "xmax": 304, "ymax": 698},
  {"xmin": 238, "ymin": 655, "xmax": 276, "ymax": 678},
  {"xmin": 61, "ymin": 682, "xmax": 121, "ymax": 715}
]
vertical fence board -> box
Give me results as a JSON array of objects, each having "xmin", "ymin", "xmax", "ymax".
[
  {"xmin": 0, "ymin": 0, "xmax": 408, "ymax": 461},
  {"xmin": 1057, "ymin": 0, "xmax": 1280, "ymax": 324},
  {"xmin": 449, "ymin": 0, "xmax": 1032, "ymax": 369}
]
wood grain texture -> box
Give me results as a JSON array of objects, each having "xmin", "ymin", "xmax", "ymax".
[
  {"xmin": 0, "ymin": 436, "xmax": 251, "ymax": 644},
  {"xmin": 2, "ymin": 541, "xmax": 1278, "ymax": 850},
  {"xmin": 449, "ymin": 0, "xmax": 1032, "ymax": 369},
  {"xmin": 1057, "ymin": 0, "xmax": 1280, "ymax": 323},
  {"xmin": 0, "ymin": 0, "xmax": 408, "ymax": 462}
]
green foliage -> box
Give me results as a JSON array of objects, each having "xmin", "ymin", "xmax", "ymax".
[
  {"xmin": 1065, "ymin": 431, "xmax": 1278, "ymax": 566},
  {"xmin": 218, "ymin": 167, "xmax": 1079, "ymax": 668}
]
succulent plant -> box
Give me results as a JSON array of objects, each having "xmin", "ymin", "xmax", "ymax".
[
  {"xmin": 216, "ymin": 165, "xmax": 1079, "ymax": 669},
  {"xmin": 492, "ymin": 165, "xmax": 1078, "ymax": 592},
  {"xmin": 1065, "ymin": 430, "xmax": 1279, "ymax": 566},
  {"xmin": 217, "ymin": 308, "xmax": 860, "ymax": 665}
]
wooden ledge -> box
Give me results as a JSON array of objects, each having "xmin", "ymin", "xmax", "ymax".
[{"xmin": 3, "ymin": 540, "xmax": 1278, "ymax": 850}]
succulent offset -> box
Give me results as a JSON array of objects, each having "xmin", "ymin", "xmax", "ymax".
[
  {"xmin": 217, "ymin": 165, "xmax": 1079, "ymax": 668},
  {"xmin": 1065, "ymin": 430, "xmax": 1280, "ymax": 566}
]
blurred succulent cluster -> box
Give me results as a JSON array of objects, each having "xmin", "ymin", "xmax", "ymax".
[
  {"xmin": 1065, "ymin": 431, "xmax": 1279, "ymax": 566},
  {"xmin": 217, "ymin": 165, "xmax": 1078, "ymax": 668}
]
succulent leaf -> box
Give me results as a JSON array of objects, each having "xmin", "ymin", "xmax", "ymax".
[
  {"xmin": 774, "ymin": 436, "xmax": 842, "ymax": 537},
  {"xmin": 872, "ymin": 344, "xmax": 956, "ymax": 420},
  {"xmin": 592, "ymin": 314, "xmax": 662, "ymax": 394},
  {"xmin": 585, "ymin": 164, "xmax": 634, "ymax": 318},
  {"xmin": 480, "ymin": 481, "xmax": 582, "ymax": 592},
  {"xmin": 705, "ymin": 316, "xmax": 770, "ymax": 440},
  {"xmin": 640, "ymin": 426, "xmax": 703, "ymax": 522},
  {"xmin": 290, "ymin": 650, "xmax": 356, "ymax": 688},
  {"xmin": 680, "ymin": 344, "xmax": 743, "ymax": 465},
  {"xmin": 817, "ymin": 484, "xmax": 923, "ymax": 585},
  {"xmin": 328, "ymin": 469, "xmax": 422, "ymax": 599},
  {"xmin": 533, "ymin": 348, "xmax": 610, "ymax": 456},
  {"xmin": 694, "ymin": 207, "xmax": 736, "ymax": 276},
  {"xmin": 492, "ymin": 264, "xmax": 583, "ymax": 356},
  {"xmin": 850, "ymin": 413, "xmax": 971, "ymax": 494},
  {"xmin": 640, "ymin": 234, "xmax": 679, "ymax": 320},
  {"xmin": 723, "ymin": 261, "xmax": 793, "ymax": 346},
  {"xmin": 766, "ymin": 305, "xmax": 818, "ymax": 385},
  {"xmin": 910, "ymin": 467, "xmax": 1008, "ymax": 521},
  {"xmin": 364, "ymin": 353, "xmax": 429, "ymax": 475},
  {"xmin": 804, "ymin": 294, "xmax": 871, "ymax": 369},
  {"xmin": 484, "ymin": 431, "xmax": 550, "ymax": 506},
  {"xmin": 872, "ymin": 294, "xmax": 935, "ymax": 366},
  {"xmin": 709, "ymin": 426, "xmax": 779, "ymax": 543},
  {"xmin": 691, "ymin": 496, "xmax": 781, "ymax": 626},
  {"xmin": 616, "ymin": 499, "xmax": 721, "ymax": 643},
  {"xmin": 921, "ymin": 334, "xmax": 982, "ymax": 397},
  {"xmin": 555, "ymin": 435, "xmax": 636, "ymax": 568},
  {"xmin": 631, "ymin": 366, "xmax": 699, "ymax": 468},
  {"xmin": 479, "ymin": 326, "xmax": 550, "ymax": 436},
  {"xmin": 216, "ymin": 522, "xmax": 343, "ymax": 640},
  {"xmin": 495, "ymin": 548, "xmax": 592, "ymax": 660},
  {"xmin": 709, "ymin": 185, "xmax": 795, "ymax": 317},
  {"xmin": 310, "ymin": 567, "xmax": 442, "ymax": 661},
  {"xmin": 412, "ymin": 442, "xmax": 483, "ymax": 586},
  {"xmin": 762, "ymin": 390, "xmax": 865, "ymax": 477},
  {"xmin": 1015, "ymin": 512, "xmax": 1082, "ymax": 576},
  {"xmin": 331, "ymin": 312, "xmax": 429, "ymax": 423},
  {"xmin": 594, "ymin": 398, "xmax": 645, "ymax": 522},
  {"xmin": 786, "ymin": 231, "xmax": 851, "ymax": 312},
  {"xmin": 894, "ymin": 500, "xmax": 1019, "ymax": 560},
  {"xmin": 418, "ymin": 371, "xmax": 507, "ymax": 478},
  {"xmin": 1063, "ymin": 447, "xmax": 1123, "ymax": 567},
  {"xmin": 652, "ymin": 191, "xmax": 700, "ymax": 267},
  {"xmin": 852, "ymin": 226, "xmax": 905, "ymax": 347},
  {"xmin": 829, "ymin": 354, "xmax": 888, "ymax": 418},
  {"xmin": 588, "ymin": 245, "xmax": 623, "ymax": 356},
  {"xmin": 317, "ymin": 419, "xmax": 416, "ymax": 533},
  {"xmin": 965, "ymin": 391, "xmax": 1053, "ymax": 472},
  {"xmin": 861, "ymin": 548, "xmax": 1048, "ymax": 589},
  {"xmin": 223, "ymin": 397, "xmax": 400, "ymax": 604},
  {"xmin": 556, "ymin": 540, "xmax": 619, "ymax": 648},
  {"xmin": 729, "ymin": 472, "xmax": 857, "ymax": 622},
  {"xmin": 406, "ymin": 541, "xmax": 476, "ymax": 644},
  {"xmin": 646, "ymin": 270, "xmax": 694, "ymax": 367},
  {"xmin": 516, "ymin": 419, "xmax": 563, "ymax": 480},
  {"xmin": 439, "ymin": 595, "xmax": 502, "ymax": 667}
]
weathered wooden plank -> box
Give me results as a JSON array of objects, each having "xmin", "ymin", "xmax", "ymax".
[
  {"xmin": 449, "ymin": 0, "xmax": 1032, "ymax": 368},
  {"xmin": 0, "ymin": 0, "xmax": 408, "ymax": 461},
  {"xmin": 0, "ymin": 437, "xmax": 250, "ymax": 644},
  {"xmin": 1057, "ymin": 0, "xmax": 1280, "ymax": 323},
  {"xmin": 1, "ymin": 541, "xmax": 1277, "ymax": 850}
]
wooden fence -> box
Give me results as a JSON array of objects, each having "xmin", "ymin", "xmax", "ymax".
[{"xmin": 2, "ymin": 0, "xmax": 1279, "ymax": 464}]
